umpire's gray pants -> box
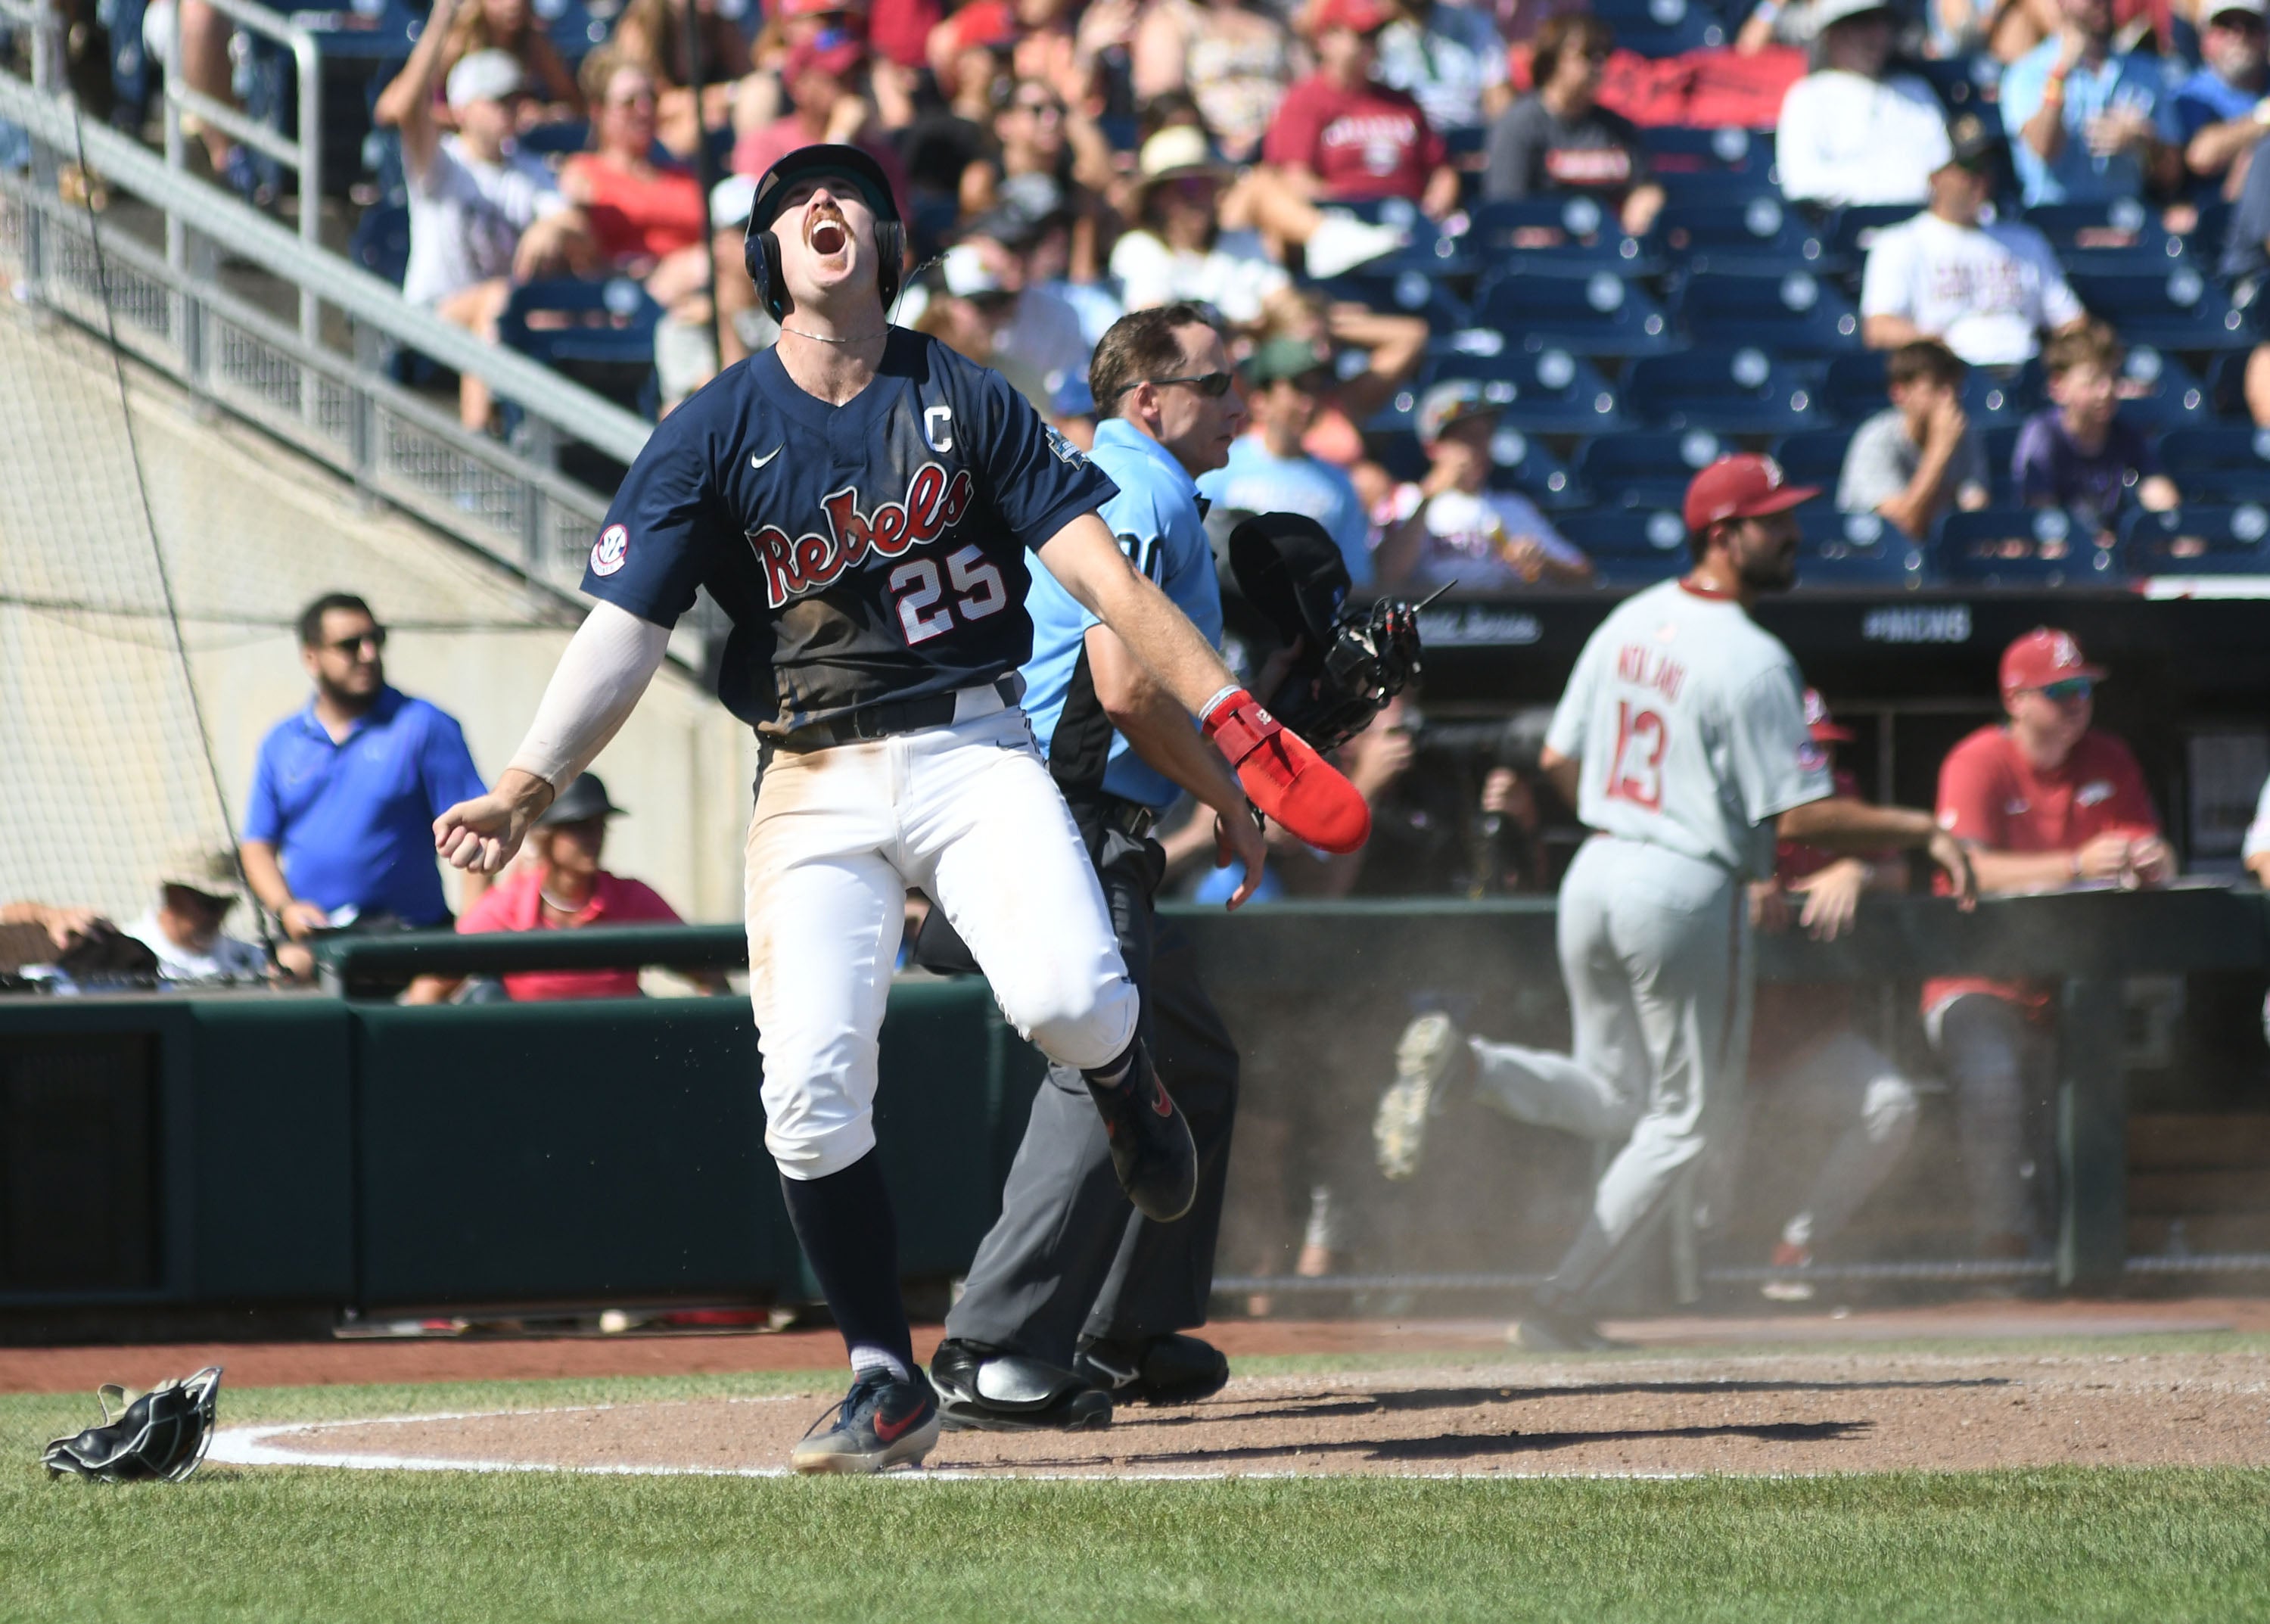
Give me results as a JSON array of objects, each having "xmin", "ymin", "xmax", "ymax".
[
  {"xmin": 944, "ymin": 823, "xmax": 1239, "ymax": 1364},
  {"xmin": 1466, "ymin": 835, "xmax": 1751, "ymax": 1304}
]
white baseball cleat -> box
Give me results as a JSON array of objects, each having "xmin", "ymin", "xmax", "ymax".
[{"xmin": 1373, "ymin": 1011, "xmax": 1464, "ymax": 1181}]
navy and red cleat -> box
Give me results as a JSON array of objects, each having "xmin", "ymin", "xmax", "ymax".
[{"xmin": 790, "ymin": 1368, "xmax": 941, "ymax": 1475}]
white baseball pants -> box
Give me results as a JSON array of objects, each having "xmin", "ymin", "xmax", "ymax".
[{"xmin": 745, "ymin": 705, "xmax": 1137, "ymax": 1179}]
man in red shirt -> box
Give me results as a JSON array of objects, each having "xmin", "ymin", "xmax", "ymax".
[
  {"xmin": 406, "ymin": 773, "xmax": 692, "ymax": 1003},
  {"xmin": 1928, "ymin": 627, "xmax": 2174, "ymax": 1259},
  {"xmin": 1262, "ymin": 0, "xmax": 1460, "ymax": 217}
]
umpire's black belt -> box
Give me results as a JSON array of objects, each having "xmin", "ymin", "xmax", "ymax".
[{"xmin": 770, "ymin": 674, "xmax": 1023, "ymax": 752}]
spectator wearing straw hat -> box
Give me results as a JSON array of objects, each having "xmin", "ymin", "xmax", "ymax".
[
  {"xmin": 1375, "ymin": 380, "xmax": 1591, "ymax": 592},
  {"xmin": 407, "ymin": 773, "xmax": 695, "ymax": 1004},
  {"xmin": 119, "ymin": 845, "xmax": 268, "ymax": 984},
  {"xmin": 1110, "ymin": 126, "xmax": 1295, "ymax": 328}
]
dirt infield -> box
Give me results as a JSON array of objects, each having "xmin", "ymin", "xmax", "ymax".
[{"xmin": 209, "ymin": 1348, "xmax": 2270, "ymax": 1479}]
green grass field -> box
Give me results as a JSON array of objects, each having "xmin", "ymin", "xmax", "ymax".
[{"xmin": 5, "ymin": 1358, "xmax": 2269, "ymax": 1622}]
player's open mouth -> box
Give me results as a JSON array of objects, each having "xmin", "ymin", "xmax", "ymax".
[{"xmin": 807, "ymin": 213, "xmax": 848, "ymax": 257}]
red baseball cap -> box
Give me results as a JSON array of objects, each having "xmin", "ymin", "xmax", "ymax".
[
  {"xmin": 1999, "ymin": 627, "xmax": 2106, "ymax": 692},
  {"xmin": 949, "ymin": 0, "xmax": 1018, "ymax": 51},
  {"xmin": 1802, "ymin": 687, "xmax": 1854, "ymax": 744},
  {"xmin": 784, "ymin": 33, "xmax": 866, "ymax": 81},
  {"xmin": 1682, "ymin": 453, "xmax": 1818, "ymax": 534},
  {"xmin": 1314, "ymin": 0, "xmax": 1394, "ymax": 33}
]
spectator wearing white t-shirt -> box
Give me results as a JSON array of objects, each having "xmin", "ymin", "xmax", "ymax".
[
  {"xmin": 1109, "ymin": 127, "xmax": 1295, "ymax": 331},
  {"xmin": 1375, "ymin": 381, "xmax": 1592, "ymax": 591},
  {"xmin": 382, "ymin": 0, "xmax": 592, "ymax": 429},
  {"xmin": 118, "ymin": 845, "xmax": 269, "ymax": 984},
  {"xmin": 1862, "ymin": 114, "xmax": 2088, "ymax": 366},
  {"xmin": 1775, "ymin": 0, "xmax": 1953, "ymax": 208}
]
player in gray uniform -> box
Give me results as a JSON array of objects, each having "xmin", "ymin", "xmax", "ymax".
[{"xmin": 1373, "ymin": 454, "xmax": 1974, "ymax": 1349}]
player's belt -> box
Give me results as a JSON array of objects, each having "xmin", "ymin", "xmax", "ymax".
[
  {"xmin": 776, "ymin": 674, "xmax": 1023, "ymax": 751},
  {"xmin": 1096, "ymin": 795, "xmax": 1157, "ymax": 840}
]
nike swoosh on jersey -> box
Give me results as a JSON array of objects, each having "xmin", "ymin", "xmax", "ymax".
[{"xmin": 750, "ymin": 446, "xmax": 782, "ymax": 470}]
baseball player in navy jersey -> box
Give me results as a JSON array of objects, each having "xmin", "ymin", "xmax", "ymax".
[
  {"xmin": 1373, "ymin": 454, "xmax": 1974, "ymax": 1349},
  {"xmin": 431, "ymin": 146, "xmax": 1368, "ymax": 1473},
  {"xmin": 925, "ymin": 304, "xmax": 1264, "ymax": 1432}
]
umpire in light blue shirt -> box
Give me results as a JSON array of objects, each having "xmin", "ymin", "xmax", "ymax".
[
  {"xmin": 238, "ymin": 593, "xmax": 489, "ymax": 951},
  {"xmin": 925, "ymin": 303, "xmax": 1267, "ymax": 1432}
]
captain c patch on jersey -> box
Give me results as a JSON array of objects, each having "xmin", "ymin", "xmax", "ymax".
[{"xmin": 747, "ymin": 463, "xmax": 975, "ymax": 609}]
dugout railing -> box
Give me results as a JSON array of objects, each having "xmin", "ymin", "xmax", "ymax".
[{"xmin": 5, "ymin": 887, "xmax": 2267, "ymax": 1330}]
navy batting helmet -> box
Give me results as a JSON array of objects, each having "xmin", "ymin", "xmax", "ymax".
[{"xmin": 744, "ymin": 144, "xmax": 905, "ymax": 324}]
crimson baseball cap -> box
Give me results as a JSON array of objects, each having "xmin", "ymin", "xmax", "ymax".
[
  {"xmin": 1999, "ymin": 627, "xmax": 2107, "ymax": 692},
  {"xmin": 1802, "ymin": 687, "xmax": 1854, "ymax": 744},
  {"xmin": 1682, "ymin": 453, "xmax": 1818, "ymax": 533},
  {"xmin": 783, "ymin": 33, "xmax": 866, "ymax": 82},
  {"xmin": 1315, "ymin": 0, "xmax": 1394, "ymax": 33}
]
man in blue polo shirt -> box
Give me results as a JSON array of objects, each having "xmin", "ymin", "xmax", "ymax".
[
  {"xmin": 240, "ymin": 593, "xmax": 488, "ymax": 951},
  {"xmin": 927, "ymin": 303, "xmax": 1267, "ymax": 1433}
]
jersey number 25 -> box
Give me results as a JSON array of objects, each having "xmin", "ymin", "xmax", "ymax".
[
  {"xmin": 1605, "ymin": 701, "xmax": 1667, "ymax": 811},
  {"xmin": 891, "ymin": 545, "xmax": 1008, "ymax": 646}
]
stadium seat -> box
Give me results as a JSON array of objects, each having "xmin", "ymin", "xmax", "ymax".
[
  {"xmin": 1586, "ymin": 0, "xmax": 1730, "ymax": 56},
  {"xmin": 1575, "ymin": 429, "xmax": 1734, "ymax": 509},
  {"xmin": 1659, "ymin": 195, "xmax": 1833, "ymax": 276},
  {"xmin": 2022, "ymin": 198, "xmax": 2188, "ymax": 275},
  {"xmin": 1796, "ymin": 508, "xmax": 1930, "ymax": 589},
  {"xmin": 1649, "ymin": 170, "xmax": 1781, "ymax": 209},
  {"xmin": 1910, "ymin": 54, "xmax": 1998, "ymax": 114},
  {"xmin": 1309, "ymin": 268, "xmax": 1473, "ymax": 333},
  {"xmin": 1824, "ymin": 203, "xmax": 1920, "ymax": 266},
  {"xmin": 1641, "ymin": 124, "xmax": 1770, "ymax": 176},
  {"xmin": 1774, "ymin": 428, "xmax": 1856, "ymax": 491},
  {"xmin": 1939, "ymin": 508, "xmax": 2125, "ymax": 586},
  {"xmin": 1485, "ymin": 428, "xmax": 1592, "ymax": 510},
  {"xmin": 1471, "ymin": 271, "xmax": 1680, "ymax": 357},
  {"xmin": 1623, "ymin": 347, "xmax": 1824, "ymax": 433},
  {"xmin": 1677, "ymin": 271, "xmax": 1863, "ymax": 356},
  {"xmin": 1820, "ymin": 352, "xmax": 2033, "ymax": 428},
  {"xmin": 2066, "ymin": 269, "xmax": 2256, "ymax": 352},
  {"xmin": 1468, "ymin": 198, "xmax": 1667, "ymax": 277},
  {"xmin": 1557, "ymin": 506, "xmax": 1693, "ymax": 584},
  {"xmin": 348, "ymin": 201, "xmax": 412, "ymax": 287},
  {"xmin": 1424, "ymin": 344, "xmax": 1630, "ymax": 434},
  {"xmin": 515, "ymin": 120, "xmax": 594, "ymax": 157},
  {"xmin": 533, "ymin": 0, "xmax": 610, "ymax": 63},
  {"xmin": 2121, "ymin": 503, "xmax": 2270, "ymax": 573},
  {"xmin": 2157, "ymin": 426, "xmax": 2270, "ymax": 502},
  {"xmin": 498, "ymin": 277, "xmax": 664, "ymax": 419}
]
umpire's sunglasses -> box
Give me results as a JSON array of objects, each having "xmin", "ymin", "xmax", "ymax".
[
  {"xmin": 2034, "ymin": 677, "xmax": 2093, "ymax": 704},
  {"xmin": 1121, "ymin": 371, "xmax": 1236, "ymax": 398}
]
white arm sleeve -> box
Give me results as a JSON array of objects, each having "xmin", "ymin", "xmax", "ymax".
[{"xmin": 505, "ymin": 599, "xmax": 673, "ymax": 790}]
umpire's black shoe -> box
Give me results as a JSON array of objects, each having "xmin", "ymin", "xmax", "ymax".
[
  {"xmin": 931, "ymin": 1339, "xmax": 1112, "ymax": 1433},
  {"xmin": 1074, "ymin": 1333, "xmax": 1230, "ymax": 1406},
  {"xmin": 1085, "ymin": 1044, "xmax": 1198, "ymax": 1223}
]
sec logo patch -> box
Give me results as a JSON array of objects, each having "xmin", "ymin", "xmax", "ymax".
[
  {"xmin": 592, "ymin": 524, "xmax": 629, "ymax": 577},
  {"xmin": 1796, "ymin": 741, "xmax": 1827, "ymax": 773}
]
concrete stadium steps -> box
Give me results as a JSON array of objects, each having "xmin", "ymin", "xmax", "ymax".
[{"xmin": 0, "ymin": 302, "xmax": 753, "ymax": 923}]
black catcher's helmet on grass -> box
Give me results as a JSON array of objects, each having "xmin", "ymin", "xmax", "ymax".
[
  {"xmin": 42, "ymin": 1367, "xmax": 223, "ymax": 1483},
  {"xmin": 744, "ymin": 143, "xmax": 906, "ymax": 322}
]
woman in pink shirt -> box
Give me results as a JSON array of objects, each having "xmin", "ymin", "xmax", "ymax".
[{"xmin": 406, "ymin": 773, "xmax": 688, "ymax": 1003}]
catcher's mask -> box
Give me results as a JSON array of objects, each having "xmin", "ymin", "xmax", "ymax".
[
  {"xmin": 1227, "ymin": 512, "xmax": 1426, "ymax": 752},
  {"xmin": 42, "ymin": 1367, "xmax": 222, "ymax": 1483},
  {"xmin": 745, "ymin": 144, "xmax": 904, "ymax": 324}
]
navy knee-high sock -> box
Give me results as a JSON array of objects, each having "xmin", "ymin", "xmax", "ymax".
[{"xmin": 779, "ymin": 1150, "xmax": 915, "ymax": 1380}]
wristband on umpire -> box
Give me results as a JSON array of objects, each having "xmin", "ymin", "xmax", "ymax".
[{"xmin": 1200, "ymin": 688, "xmax": 1371, "ymax": 854}]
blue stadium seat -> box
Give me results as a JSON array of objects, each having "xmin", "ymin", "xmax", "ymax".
[
  {"xmin": 498, "ymin": 277, "xmax": 664, "ymax": 419},
  {"xmin": 1659, "ymin": 194, "xmax": 1833, "ymax": 276},
  {"xmin": 1939, "ymin": 508, "xmax": 2125, "ymax": 586},
  {"xmin": 1310, "ymin": 267, "xmax": 1472, "ymax": 332},
  {"xmin": 1469, "ymin": 197, "xmax": 1667, "ymax": 278},
  {"xmin": 1796, "ymin": 508, "xmax": 1930, "ymax": 589},
  {"xmin": 2022, "ymin": 198, "xmax": 2188, "ymax": 275},
  {"xmin": 2067, "ymin": 269, "xmax": 2256, "ymax": 352},
  {"xmin": 1472, "ymin": 271, "xmax": 1680, "ymax": 357},
  {"xmin": 1651, "ymin": 170, "xmax": 1781, "ymax": 209},
  {"xmin": 515, "ymin": 119, "xmax": 594, "ymax": 157},
  {"xmin": 1910, "ymin": 54, "xmax": 1999, "ymax": 114},
  {"xmin": 1677, "ymin": 271, "xmax": 1862, "ymax": 356},
  {"xmin": 1424, "ymin": 344, "xmax": 1629, "ymax": 434},
  {"xmin": 1824, "ymin": 203, "xmax": 1922, "ymax": 267},
  {"xmin": 1641, "ymin": 124, "xmax": 1770, "ymax": 176},
  {"xmin": 349, "ymin": 201, "xmax": 412, "ymax": 286},
  {"xmin": 1575, "ymin": 429, "xmax": 1734, "ymax": 509},
  {"xmin": 2121, "ymin": 503, "xmax": 2270, "ymax": 573},
  {"xmin": 2158, "ymin": 426, "xmax": 2270, "ymax": 502},
  {"xmin": 1820, "ymin": 352, "xmax": 2033, "ymax": 428},
  {"xmin": 1486, "ymin": 428, "xmax": 1592, "ymax": 510},
  {"xmin": 1557, "ymin": 506, "xmax": 1693, "ymax": 584},
  {"xmin": 1623, "ymin": 347, "xmax": 1823, "ymax": 433},
  {"xmin": 533, "ymin": 0, "xmax": 610, "ymax": 63},
  {"xmin": 1774, "ymin": 428, "xmax": 1855, "ymax": 491},
  {"xmin": 1587, "ymin": 0, "xmax": 1729, "ymax": 56}
]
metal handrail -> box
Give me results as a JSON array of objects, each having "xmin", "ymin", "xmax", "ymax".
[{"xmin": 0, "ymin": 70, "xmax": 652, "ymax": 467}]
